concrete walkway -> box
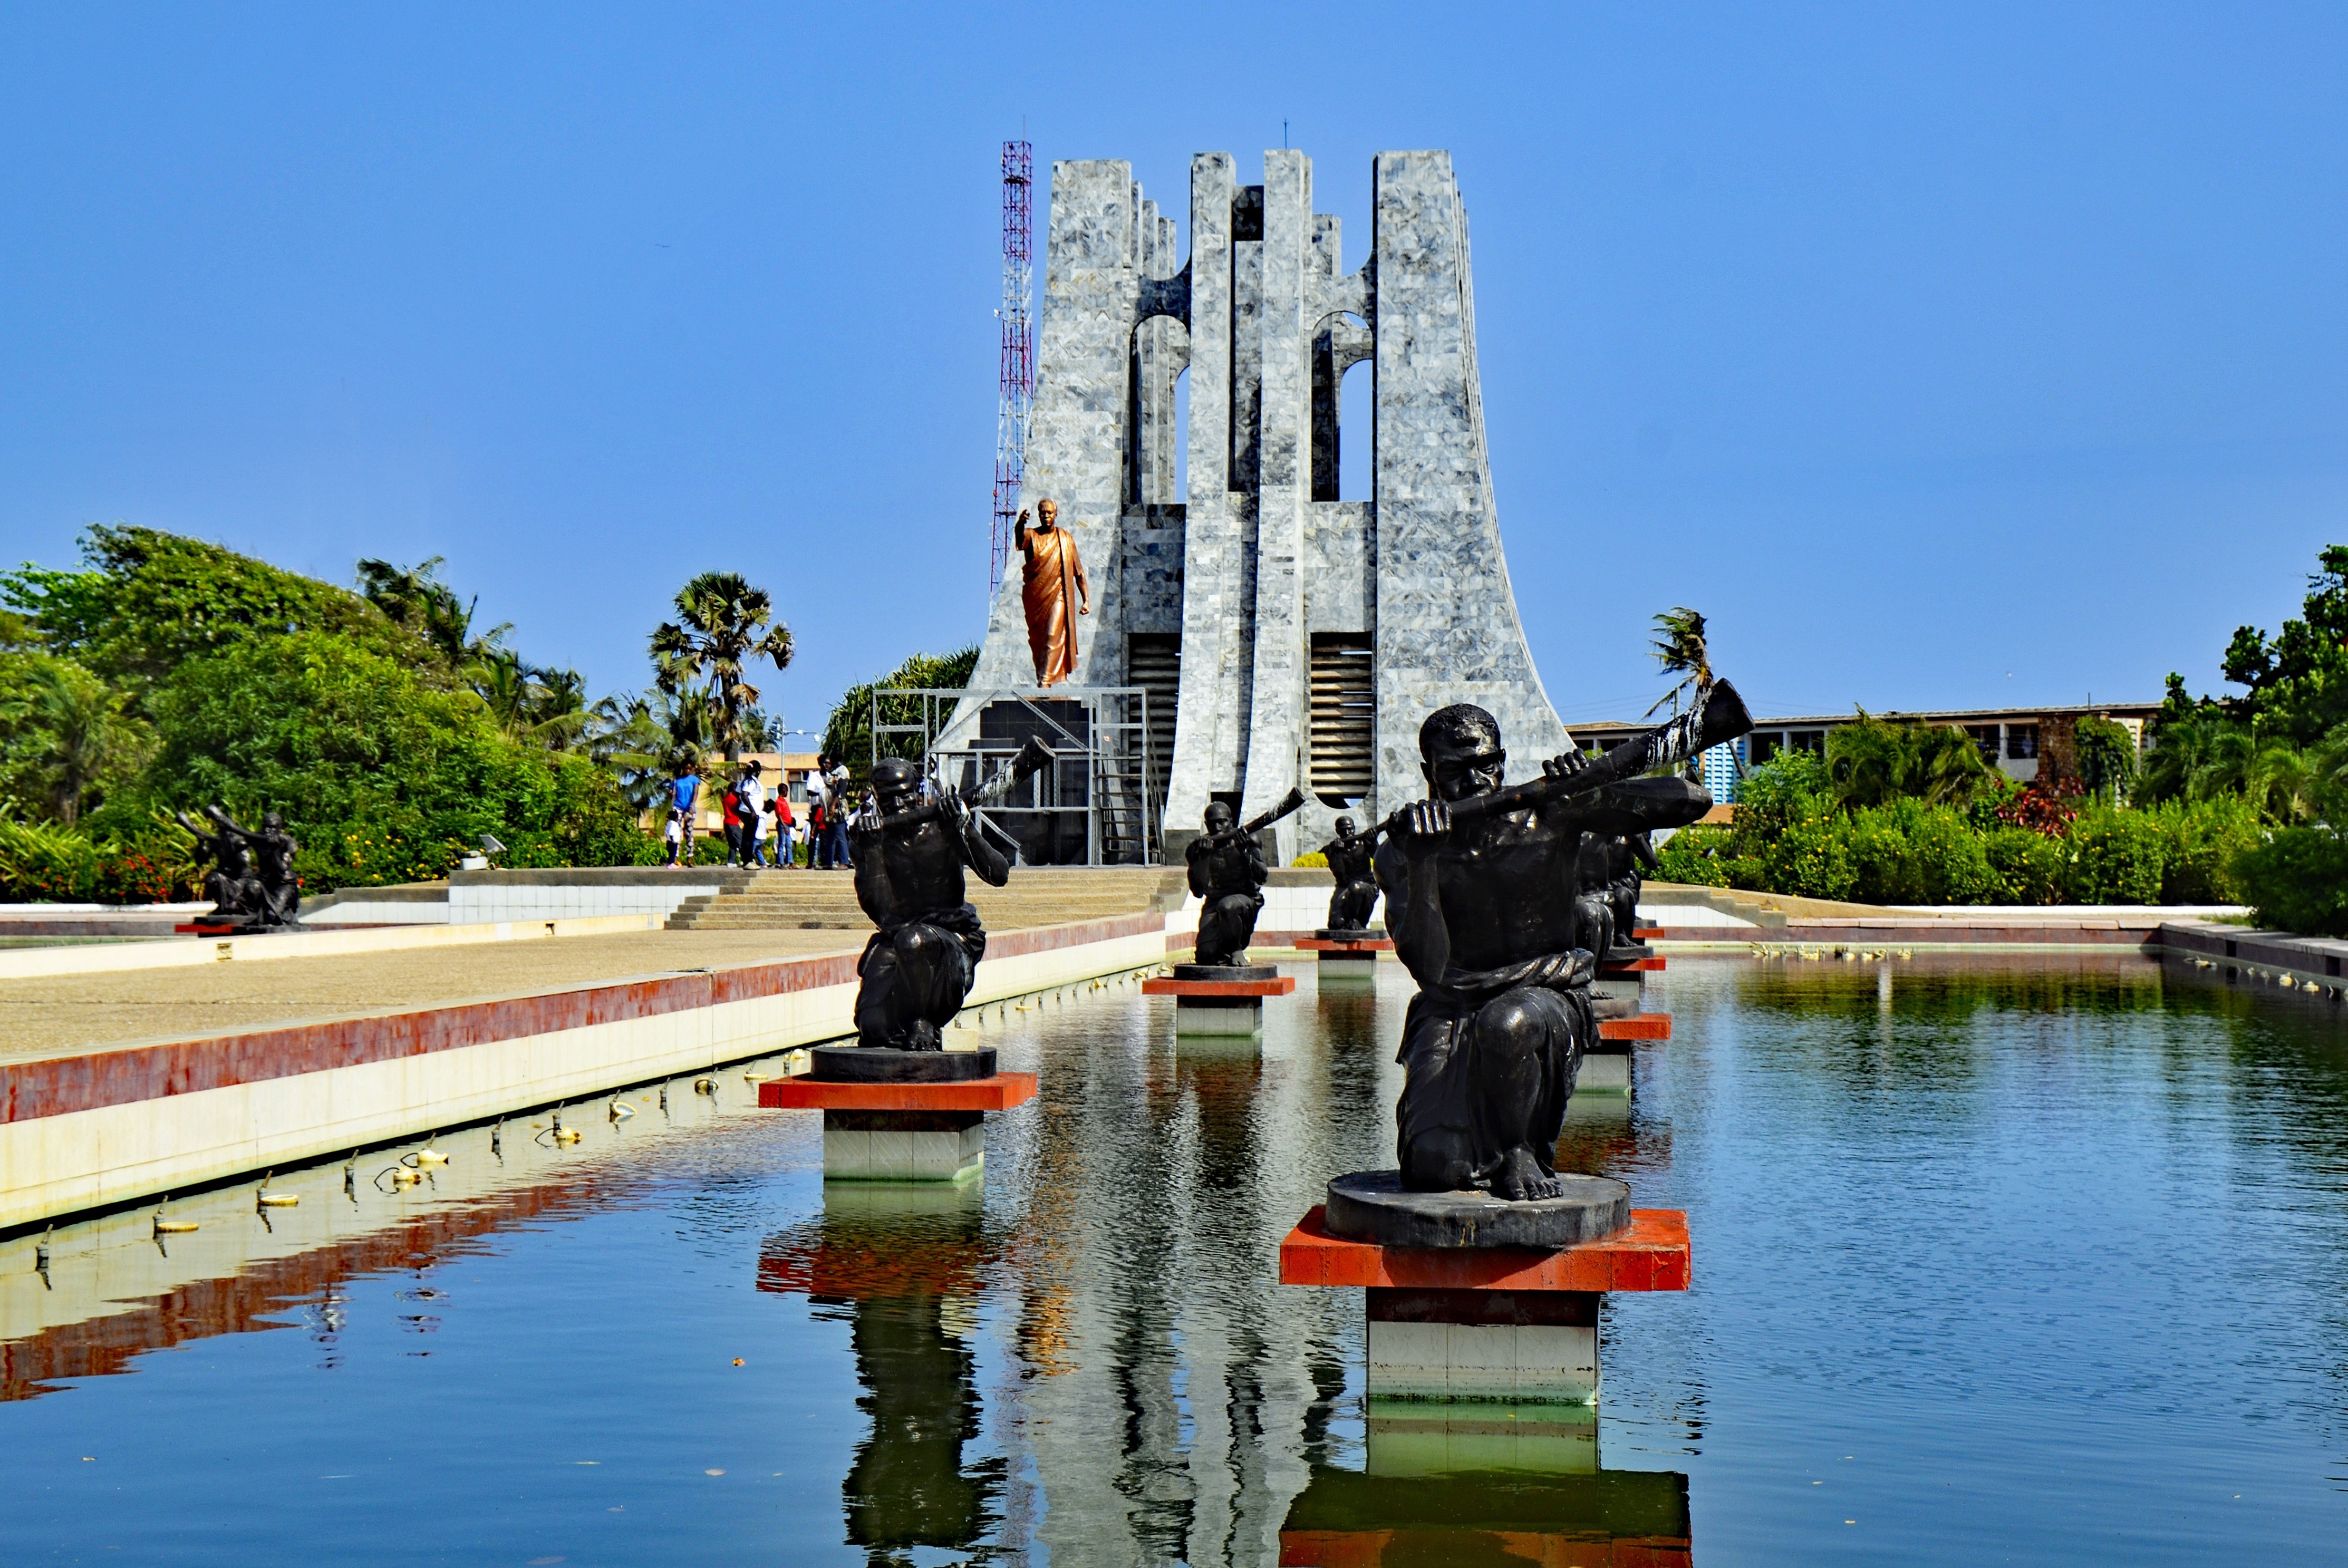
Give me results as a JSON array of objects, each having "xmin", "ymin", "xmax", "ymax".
[{"xmin": 0, "ymin": 928, "xmax": 863, "ymax": 1063}]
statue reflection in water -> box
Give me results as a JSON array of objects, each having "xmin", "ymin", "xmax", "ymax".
[{"xmin": 757, "ymin": 1185, "xmax": 1003, "ymax": 1566}]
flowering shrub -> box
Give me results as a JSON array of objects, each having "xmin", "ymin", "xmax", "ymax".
[{"xmin": 1653, "ymin": 754, "xmax": 2264, "ymax": 907}]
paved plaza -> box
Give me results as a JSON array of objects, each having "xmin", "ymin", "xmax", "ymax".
[{"xmin": 0, "ymin": 929, "xmax": 865, "ymax": 1063}]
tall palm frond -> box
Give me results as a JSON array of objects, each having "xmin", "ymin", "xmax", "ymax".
[
  {"xmin": 650, "ymin": 572, "xmax": 793, "ymax": 763},
  {"xmin": 1645, "ymin": 606, "xmax": 1713, "ymax": 718}
]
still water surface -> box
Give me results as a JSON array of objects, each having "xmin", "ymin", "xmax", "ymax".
[{"xmin": 3, "ymin": 954, "xmax": 2344, "ymax": 1564}]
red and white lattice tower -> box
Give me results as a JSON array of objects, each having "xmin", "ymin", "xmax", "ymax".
[{"xmin": 990, "ymin": 140, "xmax": 1035, "ymax": 596}]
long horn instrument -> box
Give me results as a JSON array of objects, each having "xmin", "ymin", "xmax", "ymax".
[
  {"xmin": 1376, "ymin": 679, "xmax": 1753, "ymax": 837},
  {"xmin": 867, "ymin": 736, "xmax": 1057, "ymax": 835},
  {"xmin": 1239, "ymin": 785, "xmax": 1310, "ymax": 838}
]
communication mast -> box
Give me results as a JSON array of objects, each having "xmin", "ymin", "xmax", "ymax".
[{"xmin": 991, "ymin": 140, "xmax": 1034, "ymax": 596}]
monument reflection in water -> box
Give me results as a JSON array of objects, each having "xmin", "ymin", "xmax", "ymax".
[{"xmin": 755, "ymin": 1018, "xmax": 1687, "ymax": 1567}]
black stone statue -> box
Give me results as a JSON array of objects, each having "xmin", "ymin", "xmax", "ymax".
[
  {"xmin": 847, "ymin": 758, "xmax": 1012, "ymax": 1050},
  {"xmin": 1571, "ymin": 830, "xmax": 1658, "ymax": 960},
  {"xmin": 1186, "ymin": 801, "xmax": 1268, "ymax": 966},
  {"xmin": 177, "ymin": 805, "xmax": 299, "ymax": 931},
  {"xmin": 1319, "ymin": 816, "xmax": 1381, "ymax": 933},
  {"xmin": 1375, "ymin": 705, "xmax": 1716, "ymax": 1201}
]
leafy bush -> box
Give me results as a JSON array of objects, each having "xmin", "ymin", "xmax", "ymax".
[
  {"xmin": 0, "ymin": 811, "xmax": 190, "ymax": 903},
  {"xmin": 1983, "ymin": 827, "xmax": 2066, "ymax": 904},
  {"xmin": 1843, "ymin": 800, "xmax": 1995, "ymax": 905},
  {"xmin": 2235, "ymin": 826, "xmax": 2348, "ymax": 936},
  {"xmin": 2060, "ymin": 807, "xmax": 2167, "ymax": 904},
  {"xmin": 0, "ymin": 812, "xmax": 100, "ymax": 899},
  {"xmin": 1824, "ymin": 712, "xmax": 1996, "ymax": 809},
  {"xmin": 1649, "ymin": 750, "xmax": 2262, "ymax": 909},
  {"xmin": 2146, "ymin": 796, "xmax": 2264, "ymax": 904},
  {"xmin": 1653, "ymin": 822, "xmax": 1736, "ymax": 887},
  {"xmin": 822, "ymin": 645, "xmax": 982, "ymax": 786},
  {"xmin": 1754, "ymin": 805, "xmax": 1858, "ymax": 900}
]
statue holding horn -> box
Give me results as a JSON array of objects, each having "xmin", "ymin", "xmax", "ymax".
[{"xmin": 1375, "ymin": 683, "xmax": 1750, "ymax": 1202}]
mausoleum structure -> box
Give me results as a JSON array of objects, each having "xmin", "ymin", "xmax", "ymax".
[{"xmin": 959, "ymin": 147, "xmax": 1572, "ymax": 863}]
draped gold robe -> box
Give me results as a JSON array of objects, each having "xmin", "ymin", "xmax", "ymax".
[{"xmin": 1017, "ymin": 520, "xmax": 1087, "ymax": 686}]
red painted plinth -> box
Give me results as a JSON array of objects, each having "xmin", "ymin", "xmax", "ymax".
[
  {"xmin": 1142, "ymin": 976, "xmax": 1298, "ymax": 998},
  {"xmin": 1634, "ymin": 927, "xmax": 1665, "ymax": 940},
  {"xmin": 174, "ymin": 922, "xmax": 238, "ymax": 936},
  {"xmin": 756, "ymin": 1072, "xmax": 1038, "ymax": 1112},
  {"xmin": 1601, "ymin": 956, "xmax": 1665, "ymax": 975},
  {"xmin": 1279, "ymin": 1207, "xmax": 1689, "ymax": 1293},
  {"xmin": 1296, "ymin": 937, "xmax": 1395, "ymax": 953},
  {"xmin": 1597, "ymin": 1013, "xmax": 1672, "ymax": 1041}
]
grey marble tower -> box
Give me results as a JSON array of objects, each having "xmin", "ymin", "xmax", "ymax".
[{"xmin": 961, "ymin": 148, "xmax": 1571, "ymax": 863}]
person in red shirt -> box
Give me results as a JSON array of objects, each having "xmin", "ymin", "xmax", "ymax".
[{"xmin": 774, "ymin": 794, "xmax": 798, "ymax": 868}]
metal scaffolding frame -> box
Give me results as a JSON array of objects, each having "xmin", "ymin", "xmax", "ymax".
[{"xmin": 869, "ymin": 685, "xmax": 1161, "ymax": 866}]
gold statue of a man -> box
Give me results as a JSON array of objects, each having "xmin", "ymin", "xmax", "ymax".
[{"xmin": 1017, "ymin": 499, "xmax": 1090, "ymax": 687}]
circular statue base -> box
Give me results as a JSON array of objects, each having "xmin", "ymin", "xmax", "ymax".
[
  {"xmin": 1173, "ymin": 963, "xmax": 1279, "ymax": 982},
  {"xmin": 809, "ymin": 1045, "xmax": 999, "ymax": 1083},
  {"xmin": 1315, "ymin": 928, "xmax": 1386, "ymax": 942},
  {"xmin": 1323, "ymin": 1169, "xmax": 1631, "ymax": 1250}
]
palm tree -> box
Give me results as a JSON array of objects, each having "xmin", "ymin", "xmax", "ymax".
[
  {"xmin": 1825, "ymin": 710, "xmax": 1994, "ymax": 810},
  {"xmin": 2140, "ymin": 713, "xmax": 2232, "ymax": 803},
  {"xmin": 1903, "ymin": 723, "xmax": 1997, "ymax": 807},
  {"xmin": 584, "ymin": 692, "xmax": 683, "ymax": 810},
  {"xmin": 357, "ymin": 556, "xmax": 492, "ymax": 665},
  {"xmin": 2247, "ymin": 742, "xmax": 2321, "ymax": 824},
  {"xmin": 1644, "ymin": 607, "xmax": 1713, "ymax": 718},
  {"xmin": 2187, "ymin": 728, "xmax": 2264, "ymax": 804},
  {"xmin": 29, "ymin": 661, "xmax": 143, "ymax": 825},
  {"xmin": 649, "ymin": 573, "xmax": 793, "ymax": 763}
]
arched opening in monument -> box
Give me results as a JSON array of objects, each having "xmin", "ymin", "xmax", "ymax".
[
  {"xmin": 1126, "ymin": 317, "xmax": 1189, "ymax": 508},
  {"xmin": 1312, "ymin": 311, "xmax": 1371, "ymax": 501},
  {"xmin": 1337, "ymin": 354, "xmax": 1371, "ymax": 502}
]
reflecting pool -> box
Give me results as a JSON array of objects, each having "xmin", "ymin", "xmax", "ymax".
[{"xmin": 3, "ymin": 954, "xmax": 2344, "ymax": 1564}]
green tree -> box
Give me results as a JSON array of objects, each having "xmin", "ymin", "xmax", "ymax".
[
  {"xmin": 823, "ymin": 645, "xmax": 982, "ymax": 785},
  {"xmin": 650, "ymin": 573, "xmax": 793, "ymax": 763},
  {"xmin": 148, "ymin": 632, "xmax": 651, "ymax": 887},
  {"xmin": 2, "ymin": 525, "xmax": 433, "ymax": 697},
  {"xmin": 2210, "ymin": 544, "xmax": 2348, "ymax": 746}
]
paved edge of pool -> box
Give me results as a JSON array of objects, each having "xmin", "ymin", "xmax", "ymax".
[{"xmin": 0, "ymin": 913, "xmax": 1172, "ymax": 1232}]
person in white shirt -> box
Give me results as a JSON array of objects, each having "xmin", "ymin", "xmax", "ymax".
[{"xmin": 740, "ymin": 761, "xmax": 770, "ymax": 868}]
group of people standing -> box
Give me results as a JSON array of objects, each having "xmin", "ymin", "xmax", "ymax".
[{"xmin": 659, "ymin": 752, "xmax": 863, "ymax": 869}]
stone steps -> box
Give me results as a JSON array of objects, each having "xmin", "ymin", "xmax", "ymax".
[{"xmin": 664, "ymin": 867, "xmax": 1184, "ymax": 932}]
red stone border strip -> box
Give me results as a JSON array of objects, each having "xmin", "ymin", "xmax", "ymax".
[
  {"xmin": 1142, "ymin": 976, "xmax": 1298, "ymax": 998},
  {"xmin": 1597, "ymin": 1014, "xmax": 1671, "ymax": 1041},
  {"xmin": 755, "ymin": 1071, "xmax": 1037, "ymax": 1112},
  {"xmin": 1278, "ymin": 1206, "xmax": 1690, "ymax": 1292},
  {"xmin": 0, "ymin": 912, "xmax": 1163, "ymax": 1126}
]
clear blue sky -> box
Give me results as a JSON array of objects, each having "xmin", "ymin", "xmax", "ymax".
[{"xmin": 4, "ymin": 4, "xmax": 2343, "ymax": 734}]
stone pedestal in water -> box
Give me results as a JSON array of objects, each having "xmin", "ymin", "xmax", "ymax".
[{"xmin": 759, "ymin": 1047, "xmax": 1037, "ymax": 1182}]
